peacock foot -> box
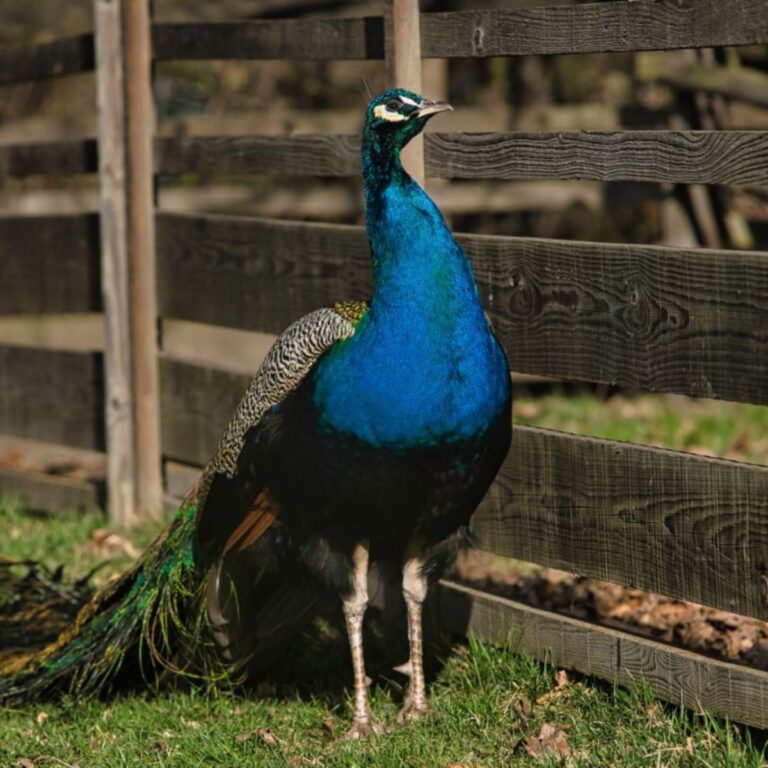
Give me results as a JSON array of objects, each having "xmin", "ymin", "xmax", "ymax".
[
  {"xmin": 397, "ymin": 696, "xmax": 431, "ymax": 722},
  {"xmin": 344, "ymin": 716, "xmax": 387, "ymax": 740}
]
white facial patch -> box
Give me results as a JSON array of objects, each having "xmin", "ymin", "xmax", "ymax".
[
  {"xmin": 399, "ymin": 96, "xmax": 423, "ymax": 108},
  {"xmin": 373, "ymin": 104, "xmax": 407, "ymax": 122}
]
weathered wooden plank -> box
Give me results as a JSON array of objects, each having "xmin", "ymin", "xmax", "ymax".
[
  {"xmin": 0, "ymin": 140, "xmax": 98, "ymax": 177},
  {"xmin": 155, "ymin": 131, "xmax": 768, "ymax": 186},
  {"xmin": 159, "ymin": 357, "xmax": 249, "ymax": 467},
  {"xmin": 0, "ymin": 34, "xmax": 95, "ymax": 85},
  {"xmin": 460, "ymin": 232, "xmax": 768, "ymax": 406},
  {"xmin": 158, "ymin": 355, "xmax": 768, "ymax": 619},
  {"xmin": 0, "ymin": 347, "xmax": 104, "ymax": 451},
  {"xmin": 96, "ymin": 0, "xmax": 163, "ymax": 525},
  {"xmin": 439, "ymin": 581, "xmax": 768, "ymax": 730},
  {"xmin": 156, "ymin": 213, "xmax": 371, "ymax": 336},
  {"xmin": 156, "ymin": 214, "xmax": 768, "ymax": 405},
  {"xmin": 421, "ymin": 0, "xmax": 768, "ymax": 58},
  {"xmin": 0, "ymin": 466, "xmax": 102, "ymax": 512},
  {"xmin": 152, "ymin": 17, "xmax": 384, "ymax": 61},
  {"xmin": 474, "ymin": 425, "xmax": 768, "ymax": 621},
  {"xmin": 424, "ymin": 131, "xmax": 768, "ymax": 185},
  {"xmin": 155, "ymin": 134, "xmax": 359, "ymax": 177},
  {"xmin": 0, "ymin": 215, "xmax": 100, "ymax": 314}
]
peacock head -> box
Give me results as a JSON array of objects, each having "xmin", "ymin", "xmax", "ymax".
[{"xmin": 363, "ymin": 88, "xmax": 452, "ymax": 156}]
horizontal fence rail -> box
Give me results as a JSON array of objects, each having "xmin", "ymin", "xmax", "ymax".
[
  {"xmin": 0, "ymin": 215, "xmax": 101, "ymax": 314},
  {"xmin": 156, "ymin": 213, "xmax": 768, "ymax": 406},
  {"xmin": 0, "ymin": 33, "xmax": 95, "ymax": 85},
  {"xmin": 0, "ymin": 140, "xmax": 98, "ymax": 177},
  {"xmin": 420, "ymin": 0, "xmax": 768, "ymax": 57},
  {"xmin": 0, "ymin": 465, "xmax": 102, "ymax": 512},
  {"xmin": 152, "ymin": 17, "xmax": 384, "ymax": 61},
  {"xmin": 475, "ymin": 427, "xmax": 768, "ymax": 621},
  {"xmin": 149, "ymin": 0, "xmax": 768, "ymax": 62},
  {"xmin": 158, "ymin": 356, "xmax": 768, "ymax": 619},
  {"xmin": 439, "ymin": 581, "xmax": 768, "ymax": 730},
  {"xmin": 0, "ymin": 347, "xmax": 105, "ymax": 451},
  {"xmin": 7, "ymin": 131, "xmax": 767, "ymax": 186},
  {"xmin": 154, "ymin": 131, "xmax": 768, "ymax": 186}
]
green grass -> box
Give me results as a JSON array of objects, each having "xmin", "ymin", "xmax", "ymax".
[
  {"xmin": 1, "ymin": 500, "xmax": 766, "ymax": 767},
  {"xmin": 514, "ymin": 388, "xmax": 768, "ymax": 465}
]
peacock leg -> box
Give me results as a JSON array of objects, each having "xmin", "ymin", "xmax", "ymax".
[
  {"xmin": 342, "ymin": 540, "xmax": 385, "ymax": 739},
  {"xmin": 398, "ymin": 539, "xmax": 431, "ymax": 721}
]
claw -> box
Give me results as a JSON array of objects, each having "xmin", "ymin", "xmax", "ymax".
[
  {"xmin": 398, "ymin": 697, "xmax": 431, "ymax": 723},
  {"xmin": 344, "ymin": 717, "xmax": 387, "ymax": 740}
]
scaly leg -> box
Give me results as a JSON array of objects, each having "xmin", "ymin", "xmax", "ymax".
[
  {"xmin": 343, "ymin": 540, "xmax": 385, "ymax": 739},
  {"xmin": 398, "ymin": 539, "xmax": 431, "ymax": 721}
]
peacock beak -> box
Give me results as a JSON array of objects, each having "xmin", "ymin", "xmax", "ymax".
[{"xmin": 414, "ymin": 99, "xmax": 453, "ymax": 119}]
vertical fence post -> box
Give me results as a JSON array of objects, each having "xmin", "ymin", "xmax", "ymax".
[
  {"xmin": 94, "ymin": 0, "xmax": 162, "ymax": 527},
  {"xmin": 385, "ymin": 0, "xmax": 425, "ymax": 186}
]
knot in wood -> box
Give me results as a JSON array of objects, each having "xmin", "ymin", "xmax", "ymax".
[
  {"xmin": 472, "ymin": 25, "xmax": 485, "ymax": 54},
  {"xmin": 508, "ymin": 267, "xmax": 541, "ymax": 320}
]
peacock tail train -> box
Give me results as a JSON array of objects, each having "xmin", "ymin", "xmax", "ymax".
[
  {"xmin": 0, "ymin": 305, "xmax": 364, "ymax": 705},
  {"xmin": 0, "ymin": 484, "xmax": 230, "ymax": 704}
]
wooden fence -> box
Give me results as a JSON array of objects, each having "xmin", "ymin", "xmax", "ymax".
[{"xmin": 2, "ymin": 0, "xmax": 768, "ymax": 729}]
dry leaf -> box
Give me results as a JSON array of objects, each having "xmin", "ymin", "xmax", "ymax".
[
  {"xmin": 685, "ymin": 737, "xmax": 694, "ymax": 755},
  {"xmin": 35, "ymin": 711, "xmax": 48, "ymax": 726},
  {"xmin": 15, "ymin": 760, "xmax": 35, "ymax": 768},
  {"xmin": 523, "ymin": 723, "xmax": 570, "ymax": 759},
  {"xmin": 321, "ymin": 719, "xmax": 335, "ymax": 741},
  {"xmin": 259, "ymin": 728, "xmax": 280, "ymax": 747},
  {"xmin": 91, "ymin": 529, "xmax": 140, "ymax": 559},
  {"xmin": 235, "ymin": 730, "xmax": 255, "ymax": 742},
  {"xmin": 536, "ymin": 670, "xmax": 571, "ymax": 704},
  {"xmin": 155, "ymin": 738, "xmax": 171, "ymax": 754}
]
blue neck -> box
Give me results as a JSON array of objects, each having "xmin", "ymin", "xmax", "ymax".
[
  {"xmin": 308, "ymin": 135, "xmax": 509, "ymax": 447},
  {"xmin": 362, "ymin": 139, "xmax": 475, "ymax": 321}
]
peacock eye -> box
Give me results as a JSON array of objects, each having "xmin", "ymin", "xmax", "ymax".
[{"xmin": 386, "ymin": 100, "xmax": 401, "ymax": 112}]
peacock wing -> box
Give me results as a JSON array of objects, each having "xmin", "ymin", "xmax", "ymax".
[{"xmin": 194, "ymin": 302, "xmax": 368, "ymax": 565}]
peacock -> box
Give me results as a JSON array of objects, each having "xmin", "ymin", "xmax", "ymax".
[{"xmin": 0, "ymin": 88, "xmax": 512, "ymax": 738}]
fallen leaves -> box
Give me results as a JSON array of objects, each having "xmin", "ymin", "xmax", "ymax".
[
  {"xmin": 523, "ymin": 723, "xmax": 571, "ymax": 759},
  {"xmin": 455, "ymin": 552, "xmax": 768, "ymax": 671},
  {"xmin": 90, "ymin": 529, "xmax": 140, "ymax": 559},
  {"xmin": 536, "ymin": 670, "xmax": 571, "ymax": 705}
]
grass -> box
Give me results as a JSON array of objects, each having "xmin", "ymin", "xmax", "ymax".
[
  {"xmin": 1, "ymin": 499, "xmax": 766, "ymax": 767},
  {"xmin": 513, "ymin": 387, "xmax": 768, "ymax": 465}
]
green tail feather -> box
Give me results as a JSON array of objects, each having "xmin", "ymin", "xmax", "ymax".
[{"xmin": 0, "ymin": 488, "xmax": 231, "ymax": 704}]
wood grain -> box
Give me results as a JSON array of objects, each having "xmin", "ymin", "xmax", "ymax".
[
  {"xmin": 155, "ymin": 134, "xmax": 359, "ymax": 177},
  {"xmin": 0, "ymin": 139, "xmax": 98, "ymax": 177},
  {"xmin": 386, "ymin": 0, "xmax": 424, "ymax": 185},
  {"xmin": 155, "ymin": 213, "xmax": 372, "ymax": 336},
  {"xmin": 439, "ymin": 581, "xmax": 768, "ymax": 729},
  {"xmin": 95, "ymin": 0, "xmax": 163, "ymax": 524},
  {"xmin": 158, "ymin": 356, "xmax": 768, "ymax": 619},
  {"xmin": 155, "ymin": 131, "xmax": 768, "ymax": 186},
  {"xmin": 457, "ymin": 231, "xmax": 768, "ymax": 406},
  {"xmin": 0, "ymin": 466, "xmax": 102, "ymax": 512},
  {"xmin": 0, "ymin": 215, "xmax": 101, "ymax": 314},
  {"xmin": 0, "ymin": 34, "xmax": 95, "ymax": 85},
  {"xmin": 152, "ymin": 17, "xmax": 384, "ymax": 61},
  {"xmin": 475, "ymin": 425, "xmax": 768, "ymax": 621},
  {"xmin": 159, "ymin": 356, "xmax": 250, "ymax": 467},
  {"xmin": 156, "ymin": 213, "xmax": 768, "ymax": 406},
  {"xmin": 421, "ymin": 0, "xmax": 768, "ymax": 58},
  {"xmin": 0, "ymin": 347, "xmax": 104, "ymax": 451},
  {"xmin": 424, "ymin": 131, "xmax": 768, "ymax": 185}
]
